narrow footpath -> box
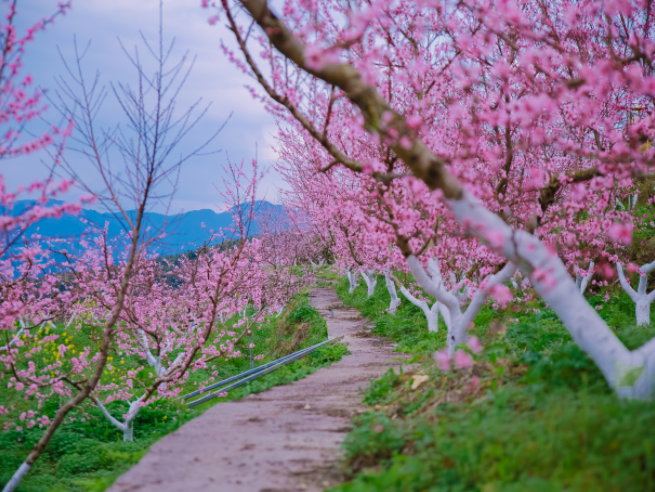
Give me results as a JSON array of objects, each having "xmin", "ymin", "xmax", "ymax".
[{"xmin": 107, "ymin": 288, "xmax": 406, "ymax": 492}]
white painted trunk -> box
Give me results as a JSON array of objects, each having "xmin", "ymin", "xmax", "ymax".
[
  {"xmin": 123, "ymin": 421, "xmax": 134, "ymax": 441},
  {"xmin": 637, "ymin": 297, "xmax": 652, "ymax": 326},
  {"xmin": 404, "ymin": 256, "xmax": 463, "ymax": 351},
  {"xmin": 447, "ymin": 191, "xmax": 653, "ymax": 398},
  {"xmin": 361, "ymin": 270, "xmax": 377, "ymax": 297},
  {"xmin": 384, "ymin": 273, "xmax": 401, "ymax": 313},
  {"xmin": 405, "ymin": 254, "xmax": 517, "ymax": 354},
  {"xmin": 2, "ymin": 462, "xmax": 31, "ymax": 492},
  {"xmin": 0, "ymin": 326, "xmax": 26, "ymax": 352},
  {"xmin": 346, "ymin": 270, "xmax": 358, "ymax": 294},
  {"xmin": 399, "ymin": 286, "xmax": 439, "ymax": 332},
  {"xmin": 425, "ymin": 309, "xmax": 439, "ymax": 333},
  {"xmin": 576, "ymin": 262, "xmax": 594, "ymax": 294},
  {"xmin": 617, "ymin": 262, "xmax": 655, "ymax": 327},
  {"xmin": 94, "ymin": 397, "xmax": 143, "ymax": 442},
  {"xmin": 65, "ymin": 312, "xmax": 78, "ymax": 329}
]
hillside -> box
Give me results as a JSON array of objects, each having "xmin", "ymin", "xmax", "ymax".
[{"xmin": 14, "ymin": 200, "xmax": 285, "ymax": 255}]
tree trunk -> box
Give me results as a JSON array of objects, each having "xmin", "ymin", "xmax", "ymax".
[
  {"xmin": 576, "ymin": 262, "xmax": 594, "ymax": 294},
  {"xmin": 123, "ymin": 420, "xmax": 134, "ymax": 442},
  {"xmin": 346, "ymin": 270, "xmax": 358, "ymax": 294},
  {"xmin": 406, "ymin": 255, "xmax": 517, "ymax": 354},
  {"xmin": 384, "ymin": 273, "xmax": 400, "ymax": 313},
  {"xmin": 425, "ymin": 309, "xmax": 439, "ymax": 333},
  {"xmin": 361, "ymin": 270, "xmax": 377, "ymax": 297},
  {"xmin": 637, "ymin": 297, "xmax": 652, "ymax": 326},
  {"xmin": 617, "ymin": 262, "xmax": 655, "ymax": 326},
  {"xmin": 399, "ymin": 286, "xmax": 439, "ymax": 332},
  {"xmin": 1, "ymin": 463, "xmax": 31, "ymax": 492}
]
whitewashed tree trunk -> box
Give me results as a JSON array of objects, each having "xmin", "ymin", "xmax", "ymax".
[
  {"xmin": 445, "ymin": 190, "xmax": 655, "ymax": 398},
  {"xmin": 637, "ymin": 297, "xmax": 652, "ymax": 326},
  {"xmin": 93, "ymin": 396, "xmax": 144, "ymax": 441},
  {"xmin": 511, "ymin": 273, "xmax": 530, "ymax": 290},
  {"xmin": 92, "ymin": 327, "xmax": 186, "ymax": 442},
  {"xmin": 0, "ymin": 321, "xmax": 48, "ymax": 353},
  {"xmin": 65, "ymin": 312, "xmax": 78, "ymax": 329},
  {"xmin": 398, "ymin": 285, "xmax": 439, "ymax": 332},
  {"xmin": 361, "ymin": 270, "xmax": 377, "ymax": 297},
  {"xmin": 0, "ymin": 327, "xmax": 25, "ymax": 353},
  {"xmin": 576, "ymin": 262, "xmax": 595, "ymax": 294},
  {"xmin": 384, "ymin": 273, "xmax": 401, "ymax": 313},
  {"xmin": 617, "ymin": 261, "xmax": 655, "ymax": 326},
  {"xmin": 2, "ymin": 462, "xmax": 31, "ymax": 492},
  {"xmin": 405, "ymin": 254, "xmax": 517, "ymax": 354},
  {"xmin": 345, "ymin": 270, "xmax": 358, "ymax": 294},
  {"xmin": 138, "ymin": 329, "xmax": 184, "ymax": 392}
]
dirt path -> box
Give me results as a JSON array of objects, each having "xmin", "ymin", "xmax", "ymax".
[{"xmin": 108, "ymin": 288, "xmax": 405, "ymax": 492}]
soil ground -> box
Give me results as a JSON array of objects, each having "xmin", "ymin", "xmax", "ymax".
[{"xmin": 107, "ymin": 287, "xmax": 406, "ymax": 492}]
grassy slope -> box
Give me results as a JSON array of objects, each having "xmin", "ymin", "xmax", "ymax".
[
  {"xmin": 0, "ymin": 287, "xmax": 346, "ymax": 492},
  {"xmin": 330, "ymin": 274, "xmax": 655, "ymax": 492}
]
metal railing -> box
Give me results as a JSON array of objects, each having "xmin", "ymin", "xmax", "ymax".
[{"xmin": 183, "ymin": 337, "xmax": 339, "ymax": 407}]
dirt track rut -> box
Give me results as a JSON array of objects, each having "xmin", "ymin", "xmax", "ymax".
[{"xmin": 108, "ymin": 287, "xmax": 405, "ymax": 492}]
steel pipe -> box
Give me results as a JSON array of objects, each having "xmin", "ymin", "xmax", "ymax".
[{"xmin": 184, "ymin": 337, "xmax": 338, "ymax": 406}]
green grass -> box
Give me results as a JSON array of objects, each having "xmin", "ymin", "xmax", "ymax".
[
  {"xmin": 330, "ymin": 273, "xmax": 655, "ymax": 492},
  {"xmin": 0, "ymin": 291, "xmax": 346, "ymax": 492}
]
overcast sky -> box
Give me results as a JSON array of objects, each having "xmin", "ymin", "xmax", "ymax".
[{"xmin": 7, "ymin": 0, "xmax": 283, "ymax": 213}]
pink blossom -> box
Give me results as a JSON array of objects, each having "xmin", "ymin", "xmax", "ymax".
[
  {"xmin": 454, "ymin": 350, "xmax": 473, "ymax": 369},
  {"xmin": 406, "ymin": 115, "xmax": 422, "ymax": 130},
  {"xmin": 467, "ymin": 375, "xmax": 480, "ymax": 392},
  {"xmin": 594, "ymin": 262, "xmax": 615, "ymax": 280},
  {"xmin": 467, "ymin": 336, "xmax": 482, "ymax": 354},
  {"xmin": 606, "ymin": 222, "xmax": 632, "ymax": 245},
  {"xmin": 304, "ymin": 45, "xmax": 339, "ymax": 71},
  {"xmin": 434, "ymin": 350, "xmax": 450, "ymax": 370},
  {"xmin": 400, "ymin": 136, "xmax": 413, "ymax": 149},
  {"xmin": 490, "ymin": 284, "xmax": 512, "ymax": 306}
]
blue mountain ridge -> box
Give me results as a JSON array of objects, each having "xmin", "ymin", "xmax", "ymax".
[{"xmin": 13, "ymin": 199, "xmax": 285, "ymax": 256}]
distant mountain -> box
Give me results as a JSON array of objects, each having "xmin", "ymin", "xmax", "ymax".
[{"xmin": 14, "ymin": 200, "xmax": 286, "ymax": 256}]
